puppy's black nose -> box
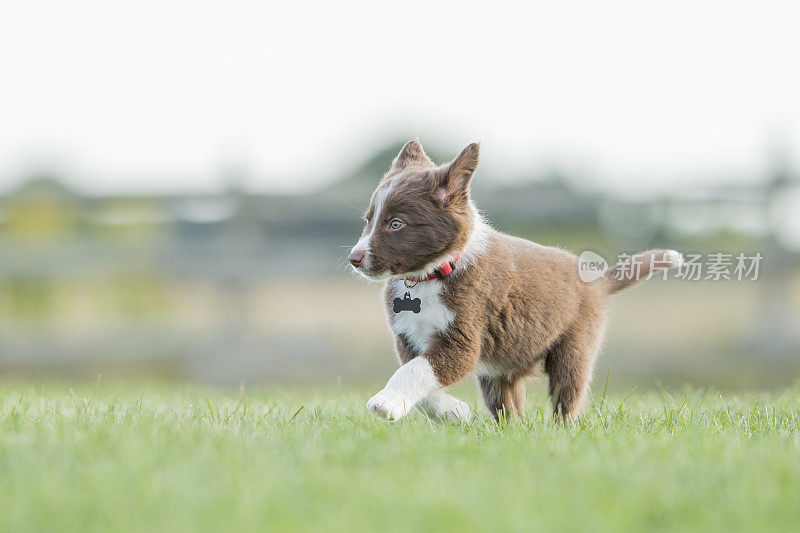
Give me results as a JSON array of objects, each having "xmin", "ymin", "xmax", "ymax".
[{"xmin": 349, "ymin": 250, "xmax": 365, "ymax": 267}]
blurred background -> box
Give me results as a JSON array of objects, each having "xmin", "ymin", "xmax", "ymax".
[{"xmin": 1, "ymin": 1, "xmax": 799, "ymax": 390}]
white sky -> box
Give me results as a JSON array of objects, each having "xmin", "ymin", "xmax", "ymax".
[{"xmin": 1, "ymin": 0, "xmax": 799, "ymax": 196}]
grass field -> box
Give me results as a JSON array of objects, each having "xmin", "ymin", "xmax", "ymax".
[{"xmin": 1, "ymin": 382, "xmax": 799, "ymax": 532}]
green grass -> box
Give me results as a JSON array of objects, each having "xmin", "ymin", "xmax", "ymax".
[{"xmin": 1, "ymin": 382, "xmax": 799, "ymax": 532}]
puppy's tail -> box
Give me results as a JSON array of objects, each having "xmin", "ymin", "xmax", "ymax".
[{"xmin": 604, "ymin": 249, "xmax": 683, "ymax": 294}]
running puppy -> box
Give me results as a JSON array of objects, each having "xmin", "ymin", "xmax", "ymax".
[{"xmin": 348, "ymin": 140, "xmax": 681, "ymax": 422}]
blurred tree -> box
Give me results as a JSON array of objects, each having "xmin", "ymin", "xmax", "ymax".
[{"xmin": 2, "ymin": 175, "xmax": 79, "ymax": 242}]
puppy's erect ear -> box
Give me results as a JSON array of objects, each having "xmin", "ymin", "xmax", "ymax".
[
  {"xmin": 432, "ymin": 143, "xmax": 480, "ymax": 204},
  {"xmin": 390, "ymin": 139, "xmax": 434, "ymax": 172}
]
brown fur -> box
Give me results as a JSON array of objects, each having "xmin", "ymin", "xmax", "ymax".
[
  {"xmin": 385, "ymin": 233, "xmax": 610, "ymax": 422},
  {"xmin": 351, "ymin": 140, "xmax": 680, "ymax": 422}
]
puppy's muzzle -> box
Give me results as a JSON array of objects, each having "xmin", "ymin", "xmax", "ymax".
[{"xmin": 349, "ymin": 250, "xmax": 365, "ymax": 267}]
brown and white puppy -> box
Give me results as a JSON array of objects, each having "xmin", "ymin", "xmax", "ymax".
[{"xmin": 348, "ymin": 140, "xmax": 682, "ymax": 423}]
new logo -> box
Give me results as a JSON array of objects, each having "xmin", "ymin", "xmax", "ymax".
[{"xmin": 578, "ymin": 251, "xmax": 608, "ymax": 282}]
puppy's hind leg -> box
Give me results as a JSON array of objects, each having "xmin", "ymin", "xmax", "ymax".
[
  {"xmin": 544, "ymin": 319, "xmax": 603, "ymax": 424},
  {"xmin": 511, "ymin": 378, "xmax": 527, "ymax": 420}
]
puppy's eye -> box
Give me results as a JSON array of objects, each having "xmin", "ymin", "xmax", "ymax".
[{"xmin": 389, "ymin": 219, "xmax": 405, "ymax": 230}]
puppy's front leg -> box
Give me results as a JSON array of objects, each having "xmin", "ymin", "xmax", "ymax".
[
  {"xmin": 367, "ymin": 357, "xmax": 440, "ymax": 421},
  {"xmin": 417, "ymin": 389, "xmax": 472, "ymax": 423}
]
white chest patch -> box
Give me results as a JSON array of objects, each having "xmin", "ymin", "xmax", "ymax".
[{"xmin": 388, "ymin": 280, "xmax": 455, "ymax": 355}]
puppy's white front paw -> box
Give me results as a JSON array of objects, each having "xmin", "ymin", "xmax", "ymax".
[
  {"xmin": 366, "ymin": 389, "xmax": 412, "ymax": 421},
  {"xmin": 442, "ymin": 397, "xmax": 472, "ymax": 423},
  {"xmin": 419, "ymin": 393, "xmax": 472, "ymax": 423}
]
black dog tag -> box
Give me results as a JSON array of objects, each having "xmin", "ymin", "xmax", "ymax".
[{"xmin": 393, "ymin": 292, "xmax": 421, "ymax": 314}]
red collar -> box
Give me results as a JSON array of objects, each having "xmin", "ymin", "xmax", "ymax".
[{"xmin": 398, "ymin": 252, "xmax": 460, "ymax": 284}]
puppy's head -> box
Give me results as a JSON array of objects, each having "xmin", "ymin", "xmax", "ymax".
[{"xmin": 349, "ymin": 140, "xmax": 479, "ymax": 280}]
